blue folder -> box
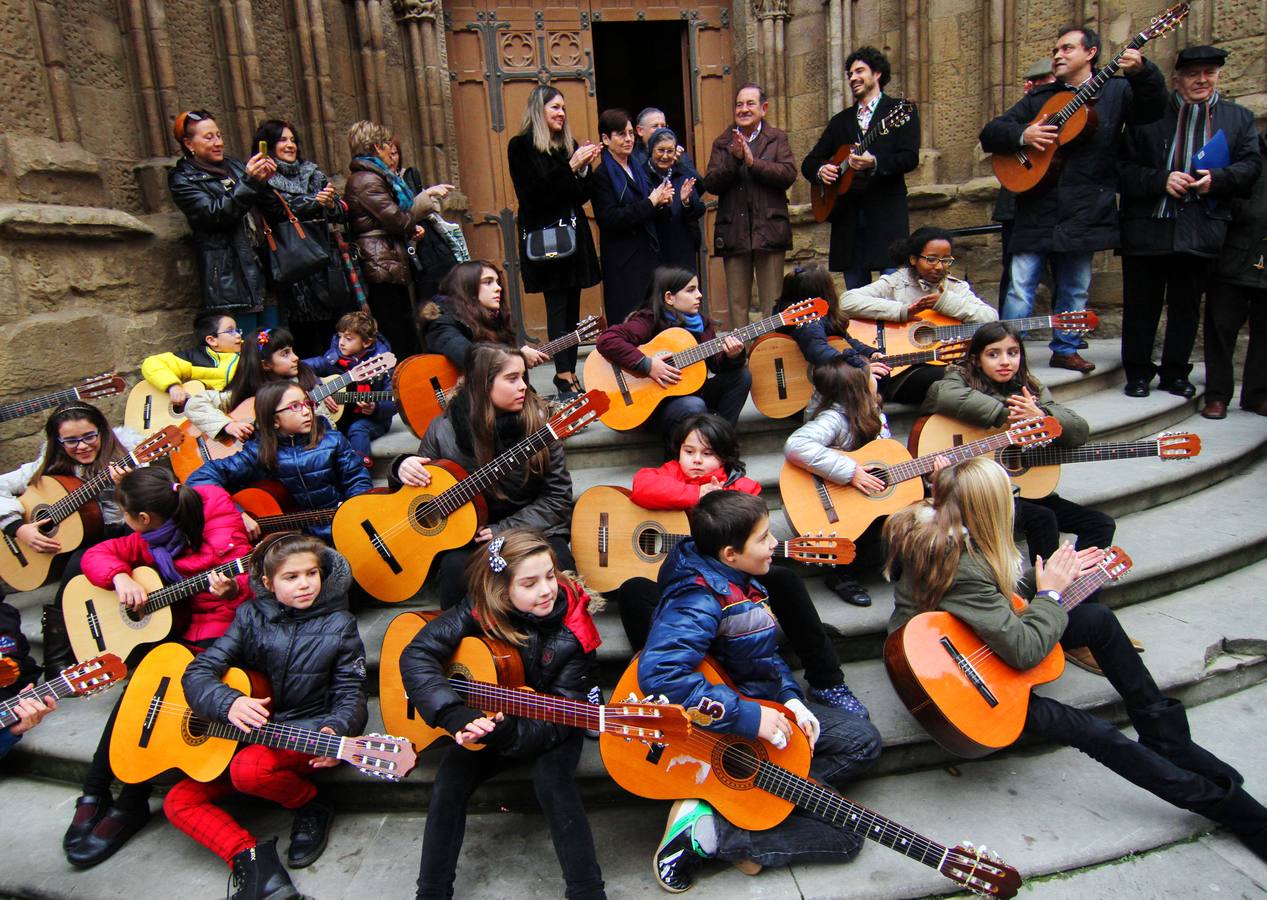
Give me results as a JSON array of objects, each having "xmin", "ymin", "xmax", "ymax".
[{"xmin": 1193, "ymin": 130, "xmax": 1229, "ymax": 171}]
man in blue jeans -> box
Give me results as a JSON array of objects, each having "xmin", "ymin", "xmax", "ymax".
[
  {"xmin": 638, "ymin": 491, "xmax": 880, "ymax": 891},
  {"xmin": 980, "ymin": 24, "xmax": 1166, "ymax": 374}
]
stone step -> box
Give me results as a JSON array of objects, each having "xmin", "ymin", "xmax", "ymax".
[{"xmin": 3, "ymin": 679, "xmax": 1265, "ymax": 899}]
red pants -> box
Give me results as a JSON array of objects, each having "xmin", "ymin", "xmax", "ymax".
[{"xmin": 164, "ymin": 745, "xmax": 318, "ymax": 863}]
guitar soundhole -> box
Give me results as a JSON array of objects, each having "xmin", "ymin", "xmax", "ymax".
[
  {"xmin": 32, "ymin": 507, "xmax": 57, "ymax": 537},
  {"xmin": 712, "ymin": 737, "xmax": 765, "ymax": 790},
  {"xmin": 909, "ymin": 324, "xmax": 937, "ymax": 347},
  {"xmin": 407, "ymin": 495, "xmax": 446, "ymax": 535},
  {"xmin": 123, "ymin": 606, "xmax": 147, "ymax": 627},
  {"xmin": 633, "ymin": 524, "xmax": 667, "ymax": 563},
  {"xmin": 861, "ymin": 464, "xmax": 897, "ymax": 501},
  {"xmin": 181, "ymin": 711, "xmax": 211, "ymax": 747},
  {"xmin": 996, "ymin": 447, "xmax": 1030, "ymax": 477}
]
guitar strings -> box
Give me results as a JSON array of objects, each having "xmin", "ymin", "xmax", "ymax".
[{"xmin": 132, "ymin": 699, "xmax": 351, "ymax": 755}]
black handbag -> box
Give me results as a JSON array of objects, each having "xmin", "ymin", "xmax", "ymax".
[
  {"xmin": 523, "ymin": 216, "xmax": 577, "ymax": 262},
  {"xmin": 260, "ymin": 190, "xmax": 330, "ymax": 284}
]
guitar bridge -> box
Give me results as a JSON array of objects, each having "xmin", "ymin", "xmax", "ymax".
[
  {"xmin": 140, "ymin": 676, "xmax": 170, "ymax": 748},
  {"xmin": 84, "ymin": 598, "xmax": 106, "ymax": 653},
  {"xmin": 939, "ymin": 636, "xmax": 998, "ymax": 707},
  {"xmin": 360, "ymin": 519, "xmax": 403, "ymax": 574},
  {"xmin": 2, "ymin": 532, "xmax": 28, "ymax": 567},
  {"xmin": 430, "ymin": 376, "xmax": 448, "ymax": 410},
  {"xmin": 774, "ymin": 357, "xmax": 787, "ymax": 400},
  {"xmin": 143, "ymin": 395, "xmax": 153, "ymax": 430},
  {"xmin": 812, "ymin": 475, "xmax": 840, "ymax": 524},
  {"xmin": 1014, "ymin": 150, "xmax": 1032, "ymax": 170},
  {"xmin": 613, "ymin": 367, "xmax": 633, "ymax": 408}
]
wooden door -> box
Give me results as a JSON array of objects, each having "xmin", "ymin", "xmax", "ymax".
[{"xmin": 447, "ymin": 0, "xmax": 734, "ymax": 340}]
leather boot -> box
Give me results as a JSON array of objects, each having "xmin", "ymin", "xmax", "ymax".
[
  {"xmin": 62, "ymin": 794, "xmax": 110, "ymax": 855},
  {"xmin": 41, "ymin": 604, "xmax": 75, "ymax": 680},
  {"xmin": 1197, "ymin": 777, "xmax": 1267, "ymax": 864},
  {"xmin": 1129, "ymin": 698, "xmax": 1245, "ymax": 786},
  {"xmin": 229, "ymin": 838, "xmax": 301, "ymax": 900}
]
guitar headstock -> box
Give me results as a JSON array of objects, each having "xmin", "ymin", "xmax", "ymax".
[
  {"xmin": 75, "ymin": 372, "xmax": 127, "ymax": 400},
  {"xmin": 1051, "ymin": 310, "xmax": 1100, "ymax": 334},
  {"xmin": 944, "ymin": 843, "xmax": 1022, "ymax": 898},
  {"xmin": 1157, "ymin": 432, "xmax": 1201, "ymax": 459},
  {"xmin": 785, "ymin": 533, "xmax": 857, "ymax": 566},
  {"xmin": 575, "ymin": 314, "xmax": 606, "ymax": 343},
  {"xmin": 879, "ymin": 98, "xmax": 916, "ymax": 132},
  {"xmin": 1142, "ymin": 2, "xmax": 1190, "ymax": 40},
  {"xmin": 1096, "ymin": 546, "xmax": 1133, "ymax": 583},
  {"xmin": 349, "ymin": 352, "xmax": 397, "ymax": 383},
  {"xmin": 602, "ymin": 700, "xmax": 695, "ymax": 744},
  {"xmin": 133, "ymin": 424, "xmax": 186, "ymax": 464},
  {"xmin": 343, "ymin": 732, "xmax": 417, "ymax": 781},
  {"xmin": 1006, "ymin": 415, "xmax": 1061, "ymax": 448},
  {"xmin": 547, "ymin": 390, "xmax": 611, "ymax": 439},
  {"xmin": 932, "ymin": 340, "xmax": 970, "ymax": 364},
  {"xmin": 58, "ymin": 654, "xmax": 127, "ymax": 698},
  {"xmin": 779, "ymin": 297, "xmax": 828, "ymax": 327}
]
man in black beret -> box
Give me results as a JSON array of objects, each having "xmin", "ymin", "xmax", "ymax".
[{"xmin": 1118, "ymin": 45, "xmax": 1263, "ymax": 401}]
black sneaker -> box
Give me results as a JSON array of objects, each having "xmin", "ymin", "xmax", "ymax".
[
  {"xmin": 287, "ymin": 796, "xmax": 333, "ymax": 868},
  {"xmin": 654, "ymin": 799, "xmax": 711, "ymax": 892},
  {"xmin": 229, "ymin": 838, "xmax": 300, "ymax": 900},
  {"xmin": 827, "ymin": 575, "xmax": 872, "ymax": 607}
]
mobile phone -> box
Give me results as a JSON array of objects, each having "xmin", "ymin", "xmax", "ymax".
[{"xmin": 258, "ymin": 140, "xmax": 269, "ymax": 158}]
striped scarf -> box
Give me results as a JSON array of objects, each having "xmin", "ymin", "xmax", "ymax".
[{"xmin": 1154, "ymin": 91, "xmax": 1219, "ymax": 219}]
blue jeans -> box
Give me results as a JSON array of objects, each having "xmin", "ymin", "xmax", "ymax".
[
  {"xmin": 713, "ymin": 701, "xmax": 882, "ymax": 867},
  {"xmin": 342, "ymin": 415, "xmax": 389, "ymax": 457},
  {"xmin": 842, "ymin": 266, "xmax": 897, "ymax": 291},
  {"xmin": 1003, "ymin": 251, "xmax": 1092, "ymax": 356}
]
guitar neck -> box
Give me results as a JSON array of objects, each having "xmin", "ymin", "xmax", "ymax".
[
  {"xmin": 46, "ymin": 451, "xmax": 141, "ymax": 526},
  {"xmin": 256, "ymin": 509, "xmax": 339, "ymax": 533},
  {"xmin": 536, "ymin": 327, "xmax": 585, "ymax": 358},
  {"xmin": 0, "ymin": 387, "xmax": 82, "ymax": 424},
  {"xmin": 452, "ymin": 679, "xmax": 669, "ymax": 743},
  {"xmin": 668, "ymin": 312, "xmax": 792, "ymax": 369},
  {"xmin": 1051, "ymin": 35, "xmax": 1149, "ymax": 127},
  {"xmin": 330, "ymin": 391, "xmax": 395, "ymax": 403},
  {"xmin": 200, "ymin": 714, "xmax": 346, "ymax": 758},
  {"xmin": 310, "ymin": 373, "xmax": 355, "ymax": 404},
  {"xmin": 138, "ymin": 557, "xmax": 249, "ymax": 617},
  {"xmin": 0, "ymin": 674, "xmax": 78, "ymax": 727},
  {"xmin": 878, "ymin": 347, "xmax": 942, "ymax": 368},
  {"xmin": 1008, "ymin": 439, "xmax": 1162, "ymax": 467},
  {"xmin": 1056, "ymin": 563, "xmax": 1114, "ymax": 611},
  {"xmin": 883, "ymin": 431, "xmax": 1020, "ymax": 484},
  {"xmin": 423, "ymin": 425, "xmax": 558, "ymax": 518},
  {"xmin": 927, "ymin": 315, "xmax": 1054, "ymax": 343}
]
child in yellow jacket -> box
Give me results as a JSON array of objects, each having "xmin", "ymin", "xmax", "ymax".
[{"xmin": 139, "ymin": 311, "xmax": 243, "ymax": 409}]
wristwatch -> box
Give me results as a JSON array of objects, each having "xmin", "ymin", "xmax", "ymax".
[{"xmin": 1034, "ymin": 589, "xmax": 1062, "ymax": 605}]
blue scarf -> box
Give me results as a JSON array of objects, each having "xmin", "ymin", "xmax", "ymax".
[
  {"xmin": 143, "ymin": 518, "xmax": 189, "ymax": 585},
  {"xmin": 354, "ymin": 155, "xmax": 415, "ymax": 212},
  {"xmin": 601, "ymin": 149, "xmax": 650, "ymax": 203},
  {"xmin": 665, "ymin": 308, "xmax": 705, "ymax": 334}
]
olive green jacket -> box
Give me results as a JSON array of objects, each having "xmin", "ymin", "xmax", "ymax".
[{"xmin": 919, "ymin": 367, "xmax": 1089, "ymax": 447}]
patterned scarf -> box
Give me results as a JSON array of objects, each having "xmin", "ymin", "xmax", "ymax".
[
  {"xmin": 267, "ymin": 158, "xmax": 324, "ymax": 200},
  {"xmin": 1154, "ymin": 91, "xmax": 1219, "ymax": 219},
  {"xmin": 354, "ymin": 154, "xmax": 415, "ymax": 212}
]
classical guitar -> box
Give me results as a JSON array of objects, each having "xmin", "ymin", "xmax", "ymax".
[
  {"xmin": 124, "ymin": 380, "xmax": 207, "ymax": 432},
  {"xmin": 847, "ymin": 309, "xmax": 1099, "ymax": 362},
  {"xmin": 810, "ymin": 99, "xmax": 916, "ymax": 222},
  {"xmin": 64, "ymin": 553, "xmax": 252, "ymax": 664},
  {"xmin": 601, "ymin": 656, "xmax": 1022, "ymax": 897},
  {"xmin": 569, "ymin": 485, "xmax": 855, "ymax": 592},
  {"xmin": 310, "ymin": 352, "xmax": 397, "ymax": 426},
  {"xmin": 885, "ymin": 547, "xmax": 1132, "ymax": 758},
  {"xmin": 0, "ymin": 373, "xmax": 127, "ymax": 426},
  {"xmin": 394, "ymin": 316, "xmax": 604, "ymax": 438},
  {"xmin": 378, "ymin": 610, "xmax": 687, "ymax": 752},
  {"xmin": 110, "ymin": 642, "xmax": 416, "ymax": 783},
  {"xmin": 748, "ymin": 333, "xmax": 969, "ymax": 419},
  {"xmin": 583, "ymin": 299, "xmax": 827, "ymax": 431},
  {"xmin": 0, "ymin": 426, "xmax": 184, "ymax": 592},
  {"xmin": 910, "ymin": 417, "xmax": 1201, "ymax": 499},
  {"xmin": 991, "ymin": 3, "xmax": 1189, "ymax": 193},
  {"xmin": 779, "ymin": 416, "xmax": 1061, "ymax": 538},
  {"xmin": 0, "ymin": 654, "xmax": 127, "ymax": 728},
  {"xmin": 332, "ymin": 390, "xmax": 609, "ymax": 603}
]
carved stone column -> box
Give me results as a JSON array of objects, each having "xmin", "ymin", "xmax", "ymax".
[
  {"xmin": 291, "ymin": 0, "xmax": 341, "ymax": 170},
  {"xmin": 824, "ymin": 0, "xmax": 850, "ymax": 116},
  {"xmin": 391, "ymin": 0, "xmax": 449, "ymax": 185},
  {"xmin": 121, "ymin": 0, "xmax": 181, "ymax": 157},
  {"xmin": 215, "ymin": 0, "xmax": 266, "ymax": 146},
  {"xmin": 753, "ymin": 0, "xmax": 790, "ymax": 129},
  {"xmin": 352, "ymin": 0, "xmax": 389, "ymax": 123},
  {"xmin": 30, "ymin": 1, "xmax": 78, "ymax": 143}
]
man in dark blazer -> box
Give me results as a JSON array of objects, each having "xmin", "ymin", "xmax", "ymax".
[
  {"xmin": 1118, "ymin": 45, "xmax": 1262, "ymax": 400},
  {"xmin": 802, "ymin": 46, "xmax": 921, "ymax": 289}
]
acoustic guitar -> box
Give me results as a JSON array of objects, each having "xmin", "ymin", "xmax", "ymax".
[
  {"xmin": 378, "ymin": 609, "xmax": 687, "ymax": 752},
  {"xmin": 884, "ymin": 546, "xmax": 1132, "ymax": 758},
  {"xmin": 310, "ymin": 352, "xmax": 397, "ymax": 426},
  {"xmin": 0, "ymin": 653, "xmax": 127, "ymax": 728},
  {"xmin": 910, "ymin": 417, "xmax": 1202, "ymax": 499},
  {"xmin": 124, "ymin": 380, "xmax": 207, "ymax": 432},
  {"xmin": 0, "ymin": 373, "xmax": 127, "ymax": 425},
  {"xmin": 810, "ymin": 99, "xmax": 916, "ymax": 222},
  {"xmin": 0, "ymin": 426, "xmax": 184, "ymax": 592},
  {"xmin": 394, "ymin": 316, "xmax": 604, "ymax": 438},
  {"xmin": 332, "ymin": 390, "xmax": 609, "ymax": 602},
  {"xmin": 779, "ymin": 416, "xmax": 1061, "ymax": 538},
  {"xmin": 110, "ymin": 642, "xmax": 415, "ymax": 783},
  {"xmin": 747, "ymin": 333, "xmax": 969, "ymax": 419},
  {"xmin": 569, "ymin": 485, "xmax": 855, "ymax": 592},
  {"xmin": 847, "ymin": 309, "xmax": 1099, "ymax": 362},
  {"xmin": 583, "ymin": 299, "xmax": 827, "ymax": 431},
  {"xmin": 600, "ymin": 656, "xmax": 1022, "ymax": 897},
  {"xmin": 991, "ymin": 3, "xmax": 1189, "ymax": 193}
]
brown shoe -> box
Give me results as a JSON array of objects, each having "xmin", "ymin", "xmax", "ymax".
[
  {"xmin": 1066, "ymin": 646, "xmax": 1104, "ymax": 676},
  {"xmin": 1201, "ymin": 400, "xmax": 1229, "ymax": 420},
  {"xmin": 1050, "ymin": 352, "xmax": 1097, "ymax": 374},
  {"xmin": 1131, "ymin": 637, "xmax": 1145, "ymax": 653},
  {"xmin": 731, "ymin": 858, "xmax": 763, "ymax": 876},
  {"xmin": 1244, "ymin": 400, "xmax": 1267, "ymax": 417}
]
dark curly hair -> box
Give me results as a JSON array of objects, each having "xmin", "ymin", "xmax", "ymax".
[{"xmin": 845, "ymin": 46, "xmax": 892, "ymax": 89}]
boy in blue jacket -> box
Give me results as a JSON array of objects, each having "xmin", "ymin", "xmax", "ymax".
[
  {"xmin": 304, "ymin": 310, "xmax": 397, "ymax": 460},
  {"xmin": 638, "ymin": 491, "xmax": 881, "ymax": 891}
]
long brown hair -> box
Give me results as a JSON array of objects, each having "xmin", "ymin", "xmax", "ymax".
[
  {"xmin": 779, "ymin": 262, "xmax": 849, "ymax": 337},
  {"xmin": 34, "ymin": 403, "xmax": 128, "ymax": 482},
  {"xmin": 807, "ymin": 358, "xmax": 883, "ymax": 449},
  {"xmin": 955, "ymin": 322, "xmax": 1043, "ymax": 397},
  {"xmin": 436, "ymin": 261, "xmax": 516, "ymax": 345},
  {"xmin": 253, "ymin": 380, "xmax": 326, "ymax": 471},
  {"xmin": 883, "ymin": 457, "xmax": 1021, "ymax": 611},
  {"xmin": 462, "ymin": 344, "xmax": 549, "ymax": 486},
  {"xmin": 463, "ymin": 528, "xmax": 560, "ymax": 646}
]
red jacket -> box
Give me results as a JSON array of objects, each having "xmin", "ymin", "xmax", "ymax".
[
  {"xmin": 630, "ymin": 460, "xmax": 761, "ymax": 511},
  {"xmin": 81, "ymin": 485, "xmax": 253, "ymax": 643}
]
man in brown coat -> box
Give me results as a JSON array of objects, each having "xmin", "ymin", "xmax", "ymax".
[{"xmin": 703, "ymin": 84, "xmax": 797, "ymax": 329}]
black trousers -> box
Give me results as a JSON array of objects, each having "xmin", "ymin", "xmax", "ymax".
[
  {"xmin": 1015, "ymin": 494, "xmax": 1116, "ymax": 565},
  {"xmin": 1204, "ymin": 279, "xmax": 1267, "ymax": 408},
  {"xmin": 880, "ymin": 363, "xmax": 944, "ymax": 407},
  {"xmin": 1121, "ymin": 253, "xmax": 1212, "ymax": 383},
  {"xmin": 367, "ymin": 281, "xmax": 421, "ymax": 358},
  {"xmin": 434, "ymin": 534, "xmax": 575, "ymax": 610},
  {"xmin": 543, "ymin": 287, "xmax": 582, "ymax": 376},
  {"xmin": 415, "ymin": 732, "xmax": 605, "ymax": 900}
]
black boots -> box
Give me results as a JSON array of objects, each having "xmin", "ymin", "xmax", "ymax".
[
  {"xmin": 41, "ymin": 604, "xmax": 74, "ymax": 680},
  {"xmin": 1130, "ymin": 698, "xmax": 1245, "ymax": 786},
  {"xmin": 229, "ymin": 838, "xmax": 301, "ymax": 900},
  {"xmin": 286, "ymin": 794, "xmax": 334, "ymax": 868},
  {"xmin": 65, "ymin": 802, "xmax": 151, "ymax": 868},
  {"xmin": 1198, "ymin": 777, "xmax": 1267, "ymax": 864}
]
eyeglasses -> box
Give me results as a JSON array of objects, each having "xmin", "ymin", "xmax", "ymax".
[
  {"xmin": 216, "ymin": 327, "xmax": 243, "ymax": 336},
  {"xmin": 278, "ymin": 400, "xmax": 316, "ymax": 415},
  {"xmin": 917, "ymin": 255, "xmax": 956, "ymax": 266},
  {"xmin": 58, "ymin": 431, "xmax": 100, "ymax": 447}
]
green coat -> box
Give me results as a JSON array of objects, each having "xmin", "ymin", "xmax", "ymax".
[
  {"xmin": 888, "ymin": 549, "xmax": 1067, "ymax": 671},
  {"xmin": 919, "ymin": 367, "xmax": 1090, "ymax": 447}
]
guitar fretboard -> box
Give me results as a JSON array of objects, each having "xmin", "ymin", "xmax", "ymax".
[
  {"xmin": 536, "ymin": 322, "xmax": 595, "ymax": 358},
  {"xmin": 0, "ymin": 387, "xmax": 84, "ymax": 424},
  {"xmin": 450, "ymin": 678, "xmax": 669, "ymax": 742},
  {"xmin": 998, "ymin": 438, "xmax": 1164, "ymax": 467},
  {"xmin": 256, "ymin": 509, "xmax": 338, "ymax": 533},
  {"xmin": 330, "ymin": 391, "xmax": 395, "ymax": 404},
  {"xmin": 927, "ymin": 314, "xmax": 1063, "ymax": 342},
  {"xmin": 1049, "ymin": 33, "xmax": 1151, "ymax": 128},
  {"xmin": 138, "ymin": 557, "xmax": 249, "ymax": 617},
  {"xmin": 0, "ymin": 674, "xmax": 76, "ymax": 727},
  {"xmin": 1055, "ymin": 561, "xmax": 1115, "ymax": 611},
  {"xmin": 43, "ymin": 448, "xmax": 145, "ymax": 527},
  {"xmin": 609, "ymin": 526, "xmax": 804, "ymax": 565},
  {"xmin": 197, "ymin": 715, "xmax": 345, "ymax": 757},
  {"xmin": 665, "ymin": 308, "xmax": 818, "ymax": 370},
  {"xmin": 881, "ymin": 429, "xmax": 1035, "ymax": 485},
  {"xmin": 878, "ymin": 347, "xmax": 948, "ymax": 368}
]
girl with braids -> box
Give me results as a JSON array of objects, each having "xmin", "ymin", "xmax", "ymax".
[
  {"xmin": 0, "ymin": 402, "xmax": 139, "ymax": 678},
  {"xmin": 63, "ymin": 466, "xmax": 252, "ymax": 868},
  {"xmin": 418, "ymin": 259, "xmax": 549, "ymax": 370}
]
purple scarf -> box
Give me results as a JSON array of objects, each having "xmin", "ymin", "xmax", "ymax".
[{"xmin": 143, "ymin": 518, "xmax": 189, "ymax": 585}]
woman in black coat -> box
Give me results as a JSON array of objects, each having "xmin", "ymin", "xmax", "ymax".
[
  {"xmin": 507, "ymin": 85, "xmax": 603, "ymax": 396},
  {"xmin": 644, "ymin": 126, "xmax": 705, "ymax": 272},
  {"xmin": 168, "ymin": 109, "xmax": 278, "ymax": 334}
]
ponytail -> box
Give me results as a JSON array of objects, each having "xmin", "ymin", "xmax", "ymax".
[{"xmin": 117, "ymin": 467, "xmax": 206, "ymax": 551}]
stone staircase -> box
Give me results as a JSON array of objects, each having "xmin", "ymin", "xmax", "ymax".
[{"xmin": 3, "ymin": 339, "xmax": 1267, "ymax": 899}]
